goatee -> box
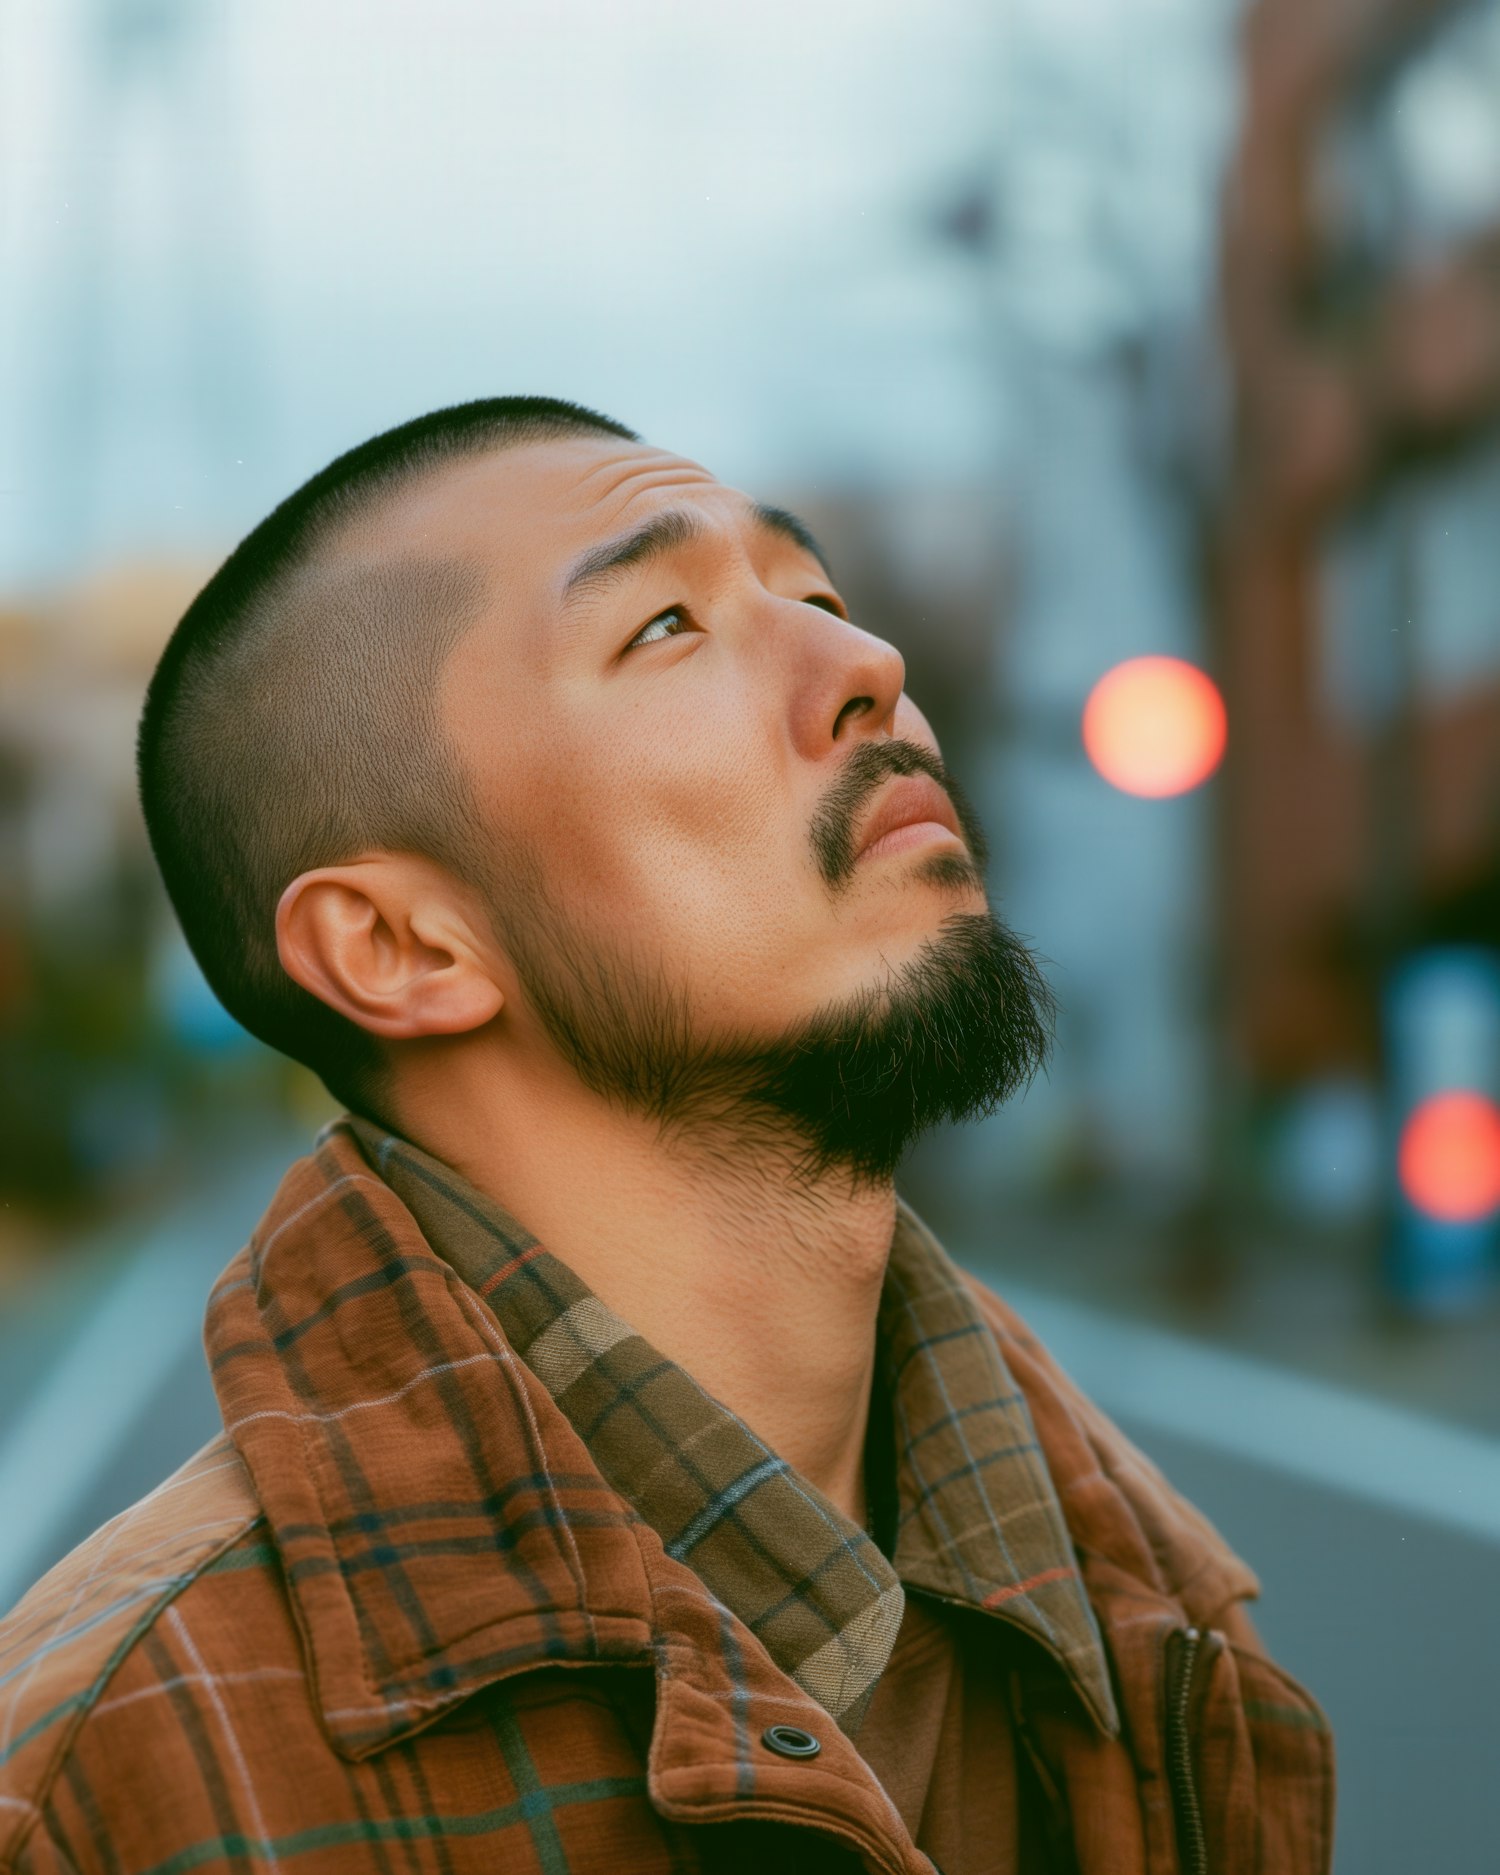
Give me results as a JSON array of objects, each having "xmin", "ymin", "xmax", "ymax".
[{"xmin": 499, "ymin": 741, "xmax": 1056, "ymax": 1188}]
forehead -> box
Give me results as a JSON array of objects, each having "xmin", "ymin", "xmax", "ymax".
[{"xmin": 369, "ymin": 434, "xmax": 755, "ymax": 602}]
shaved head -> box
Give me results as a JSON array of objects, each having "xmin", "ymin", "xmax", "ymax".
[{"xmin": 137, "ymin": 397, "xmax": 637, "ymax": 1120}]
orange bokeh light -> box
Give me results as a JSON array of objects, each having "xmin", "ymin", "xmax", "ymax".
[
  {"xmin": 1399, "ymin": 1091, "xmax": 1500, "ymax": 1223},
  {"xmin": 1082, "ymin": 656, "xmax": 1227, "ymax": 798}
]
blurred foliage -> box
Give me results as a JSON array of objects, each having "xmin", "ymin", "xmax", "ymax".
[{"xmin": 0, "ymin": 847, "xmax": 304, "ymax": 1232}]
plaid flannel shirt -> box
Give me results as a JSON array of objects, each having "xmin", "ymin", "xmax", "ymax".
[{"xmin": 0, "ymin": 1116, "xmax": 1335, "ymax": 1874}]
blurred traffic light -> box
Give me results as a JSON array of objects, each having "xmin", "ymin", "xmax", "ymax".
[
  {"xmin": 1385, "ymin": 948, "xmax": 1500, "ymax": 1313},
  {"xmin": 1081, "ymin": 656, "xmax": 1227, "ymax": 798},
  {"xmin": 1398, "ymin": 1091, "xmax": 1500, "ymax": 1225}
]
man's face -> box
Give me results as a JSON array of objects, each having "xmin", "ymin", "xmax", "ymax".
[
  {"xmin": 373, "ymin": 430, "xmax": 1052, "ymax": 1180},
  {"xmin": 413, "ymin": 433, "xmax": 983, "ymax": 1035}
]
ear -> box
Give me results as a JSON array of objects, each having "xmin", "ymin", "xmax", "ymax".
[{"xmin": 275, "ymin": 857, "xmax": 504, "ymax": 1041}]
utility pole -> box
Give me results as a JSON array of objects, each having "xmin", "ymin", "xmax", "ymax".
[{"xmin": 31, "ymin": 0, "xmax": 259, "ymax": 580}]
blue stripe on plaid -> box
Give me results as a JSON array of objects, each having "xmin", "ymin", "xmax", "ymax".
[
  {"xmin": 666, "ymin": 1457, "xmax": 790, "ymax": 1561},
  {"xmin": 0, "ymin": 1580, "xmax": 199, "ymax": 1696},
  {"xmin": 714, "ymin": 1599, "xmax": 756, "ymax": 1802},
  {"xmin": 488, "ymin": 1694, "xmax": 574, "ymax": 1874},
  {"xmin": 128, "ymin": 1776, "xmax": 652, "ymax": 1875},
  {"xmin": 0, "ymin": 1691, "xmax": 87, "ymax": 1770}
]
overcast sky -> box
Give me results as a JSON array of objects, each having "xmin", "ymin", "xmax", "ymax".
[{"xmin": 0, "ymin": 0, "xmax": 1028, "ymax": 585}]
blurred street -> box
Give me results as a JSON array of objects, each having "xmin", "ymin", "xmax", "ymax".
[{"xmin": 0, "ymin": 1121, "xmax": 304, "ymax": 1604}]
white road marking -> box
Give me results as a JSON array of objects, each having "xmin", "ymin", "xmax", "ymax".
[
  {"xmin": 0, "ymin": 1147, "xmax": 295, "ymax": 1613},
  {"xmin": 995, "ymin": 1277, "xmax": 1500, "ymax": 1546}
]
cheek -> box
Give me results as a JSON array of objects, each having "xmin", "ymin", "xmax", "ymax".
[{"xmin": 530, "ymin": 691, "xmax": 791, "ymax": 916}]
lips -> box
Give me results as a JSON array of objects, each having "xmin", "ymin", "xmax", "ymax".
[{"xmin": 854, "ymin": 773, "xmax": 963, "ymax": 859}]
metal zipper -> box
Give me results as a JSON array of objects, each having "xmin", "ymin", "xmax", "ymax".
[{"xmin": 1165, "ymin": 1625, "xmax": 1208, "ymax": 1875}]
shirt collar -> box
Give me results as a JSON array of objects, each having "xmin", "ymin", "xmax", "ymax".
[{"xmin": 345, "ymin": 1114, "xmax": 1118, "ymax": 1737}]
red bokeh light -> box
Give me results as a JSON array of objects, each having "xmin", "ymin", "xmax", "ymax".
[
  {"xmin": 1082, "ymin": 656, "xmax": 1227, "ymax": 798},
  {"xmin": 1398, "ymin": 1091, "xmax": 1500, "ymax": 1223}
]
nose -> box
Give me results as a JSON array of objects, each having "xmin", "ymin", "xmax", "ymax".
[{"xmin": 785, "ymin": 605, "xmax": 907, "ymax": 758}]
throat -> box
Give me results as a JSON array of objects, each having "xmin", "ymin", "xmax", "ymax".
[
  {"xmin": 574, "ymin": 1145, "xmax": 897, "ymax": 1523},
  {"xmin": 434, "ymin": 1075, "xmax": 897, "ymax": 1521},
  {"xmin": 392, "ymin": 1032, "xmax": 910, "ymax": 1523}
]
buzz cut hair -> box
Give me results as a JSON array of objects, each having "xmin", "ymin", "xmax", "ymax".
[{"xmin": 136, "ymin": 395, "xmax": 639, "ymax": 1125}]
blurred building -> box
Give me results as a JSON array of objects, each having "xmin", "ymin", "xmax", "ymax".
[
  {"xmin": 0, "ymin": 560, "xmax": 294, "ymax": 1238},
  {"xmin": 914, "ymin": 0, "xmax": 1247, "ymax": 1224},
  {"xmin": 1218, "ymin": 0, "xmax": 1500, "ymax": 1090},
  {"xmin": 890, "ymin": 0, "xmax": 1500, "ymax": 1281}
]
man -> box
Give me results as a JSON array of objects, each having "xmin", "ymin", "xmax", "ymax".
[{"xmin": 0, "ymin": 397, "xmax": 1333, "ymax": 1873}]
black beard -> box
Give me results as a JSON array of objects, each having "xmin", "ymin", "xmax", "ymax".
[
  {"xmin": 493, "ymin": 742, "xmax": 1056, "ymax": 1189},
  {"xmin": 716, "ymin": 909, "xmax": 1057, "ymax": 1185}
]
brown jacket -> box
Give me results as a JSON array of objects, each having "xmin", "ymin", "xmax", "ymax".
[{"xmin": 0, "ymin": 1121, "xmax": 1334, "ymax": 1873}]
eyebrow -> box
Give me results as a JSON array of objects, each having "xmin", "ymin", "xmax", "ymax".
[{"xmin": 560, "ymin": 502, "xmax": 834, "ymax": 605}]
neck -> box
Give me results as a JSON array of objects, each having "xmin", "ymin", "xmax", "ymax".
[{"xmin": 395, "ymin": 1046, "xmax": 895, "ymax": 1527}]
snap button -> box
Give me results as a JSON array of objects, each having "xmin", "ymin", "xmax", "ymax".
[{"xmin": 761, "ymin": 1724, "xmax": 821, "ymax": 1759}]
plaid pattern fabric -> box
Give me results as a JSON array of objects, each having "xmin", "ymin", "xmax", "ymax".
[
  {"xmin": 0, "ymin": 1116, "xmax": 1335, "ymax": 1875},
  {"xmin": 347, "ymin": 1115, "xmax": 1117, "ymax": 1737}
]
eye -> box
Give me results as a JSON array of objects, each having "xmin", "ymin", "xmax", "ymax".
[{"xmin": 625, "ymin": 606, "xmax": 696, "ymax": 651}]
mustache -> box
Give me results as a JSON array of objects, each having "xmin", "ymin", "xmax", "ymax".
[{"xmin": 809, "ymin": 738, "xmax": 990, "ymax": 887}]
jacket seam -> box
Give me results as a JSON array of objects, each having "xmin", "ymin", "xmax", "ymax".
[
  {"xmin": 5, "ymin": 1810, "xmax": 85, "ymax": 1875},
  {"xmin": 1226, "ymin": 1640, "xmax": 1337, "ymax": 1874},
  {"xmin": 1169, "ymin": 1545, "xmax": 1260, "ymax": 1619},
  {"xmin": 0, "ymin": 1506, "xmax": 264, "ymax": 1872}
]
